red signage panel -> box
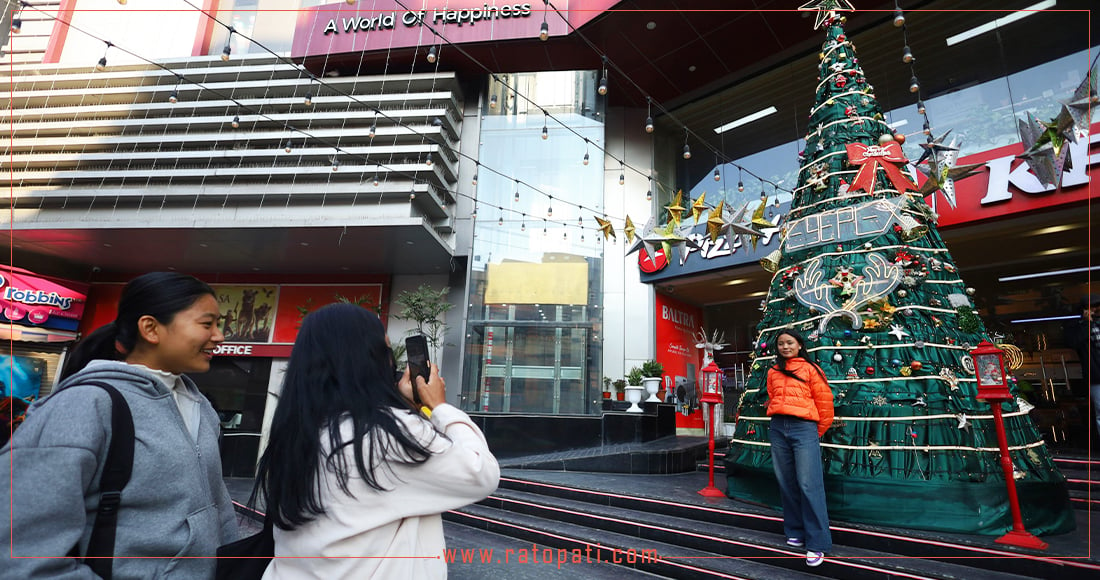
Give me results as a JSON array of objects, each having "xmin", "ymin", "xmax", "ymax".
[{"xmin": 654, "ymin": 292, "xmax": 704, "ymax": 430}]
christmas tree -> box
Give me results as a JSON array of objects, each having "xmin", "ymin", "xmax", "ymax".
[{"xmin": 724, "ymin": 5, "xmax": 1074, "ymax": 536}]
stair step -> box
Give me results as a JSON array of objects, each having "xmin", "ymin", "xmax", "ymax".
[
  {"xmin": 497, "ymin": 473, "xmax": 1100, "ymax": 579},
  {"xmin": 448, "ymin": 503, "xmax": 826, "ymax": 580},
  {"xmin": 478, "ymin": 487, "xmax": 1034, "ymax": 580},
  {"xmin": 443, "ymin": 521, "xmax": 666, "ymax": 579}
]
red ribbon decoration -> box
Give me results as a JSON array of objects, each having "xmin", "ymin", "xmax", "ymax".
[{"xmin": 845, "ymin": 141, "xmax": 918, "ymax": 195}]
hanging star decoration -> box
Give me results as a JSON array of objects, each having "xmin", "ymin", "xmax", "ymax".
[
  {"xmin": 916, "ymin": 135, "xmax": 984, "ymax": 209},
  {"xmin": 593, "ymin": 215, "xmax": 615, "ymax": 241},
  {"xmin": 1017, "ymin": 112, "xmax": 1072, "ymax": 188},
  {"xmin": 691, "ymin": 191, "xmax": 709, "ymax": 223},
  {"xmin": 748, "ymin": 198, "xmax": 775, "ymax": 250},
  {"xmin": 798, "ymin": 0, "xmax": 855, "ymax": 29},
  {"xmin": 723, "ymin": 202, "xmax": 767, "ymax": 249},
  {"xmin": 914, "ymin": 130, "xmax": 958, "ymax": 167},
  {"xmin": 625, "ymin": 217, "xmax": 656, "ymax": 261},
  {"xmin": 706, "ymin": 201, "xmax": 727, "ymax": 243},
  {"xmin": 665, "ymin": 190, "xmax": 686, "ymax": 224},
  {"xmin": 1060, "ymin": 63, "xmax": 1097, "ymax": 136},
  {"xmin": 623, "ymin": 215, "xmax": 637, "ymax": 244},
  {"xmin": 888, "ymin": 323, "xmax": 910, "ymax": 340}
]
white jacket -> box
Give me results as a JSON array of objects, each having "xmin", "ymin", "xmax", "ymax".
[{"xmin": 263, "ymin": 403, "xmax": 499, "ymax": 579}]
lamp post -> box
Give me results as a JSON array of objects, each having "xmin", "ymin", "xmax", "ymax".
[
  {"xmin": 971, "ymin": 341, "xmax": 1048, "ymax": 550},
  {"xmin": 698, "ymin": 360, "xmax": 725, "ymax": 498}
]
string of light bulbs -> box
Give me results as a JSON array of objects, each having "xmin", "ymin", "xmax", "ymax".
[{"xmin": 892, "ymin": 3, "xmax": 937, "ymax": 142}]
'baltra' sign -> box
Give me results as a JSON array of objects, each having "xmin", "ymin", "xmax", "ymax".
[{"xmin": 291, "ymin": 1, "xmax": 617, "ymax": 59}]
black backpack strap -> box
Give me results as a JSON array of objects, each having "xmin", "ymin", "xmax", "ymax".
[{"xmin": 76, "ymin": 381, "xmax": 135, "ymax": 579}]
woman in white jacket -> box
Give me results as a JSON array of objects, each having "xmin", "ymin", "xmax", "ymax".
[{"xmin": 252, "ymin": 303, "xmax": 499, "ymax": 579}]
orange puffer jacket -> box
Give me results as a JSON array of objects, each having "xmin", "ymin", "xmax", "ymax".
[{"xmin": 766, "ymin": 358, "xmax": 835, "ymax": 436}]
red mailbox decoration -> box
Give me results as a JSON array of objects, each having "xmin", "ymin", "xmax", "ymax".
[
  {"xmin": 699, "ymin": 360, "xmax": 723, "ymax": 405},
  {"xmin": 969, "ymin": 340, "xmax": 1048, "ymax": 550},
  {"xmin": 972, "ymin": 341, "xmax": 1011, "ymax": 402}
]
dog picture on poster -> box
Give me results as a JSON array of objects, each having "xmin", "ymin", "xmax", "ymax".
[{"xmin": 214, "ymin": 285, "xmax": 278, "ymax": 343}]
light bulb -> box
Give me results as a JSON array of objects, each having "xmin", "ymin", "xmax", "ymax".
[
  {"xmin": 410, "ymin": 191, "xmax": 416, "ymax": 201},
  {"xmin": 909, "ymin": 76, "xmax": 920, "ymax": 93},
  {"xmin": 514, "ymin": 190, "xmax": 520, "ymax": 202},
  {"xmin": 547, "ymin": 205, "xmax": 553, "ymax": 217},
  {"xmin": 11, "ymin": 17, "xmax": 21, "ymax": 34},
  {"xmin": 368, "ymin": 124, "xmax": 376, "ymax": 138},
  {"xmin": 332, "ymin": 160, "xmax": 340, "ymax": 171},
  {"xmin": 713, "ymin": 169, "xmax": 721, "ymax": 182},
  {"xmin": 471, "ymin": 205, "xmax": 479, "ymax": 219},
  {"xmin": 682, "ymin": 144, "xmax": 691, "ymax": 159},
  {"xmin": 284, "ymin": 141, "xmax": 293, "ymax": 153},
  {"xmin": 521, "ymin": 220, "xmax": 526, "ymax": 232},
  {"xmin": 118, "ymin": 0, "xmax": 127, "ymax": 5},
  {"xmin": 169, "ymin": 91, "xmax": 178, "ymax": 104},
  {"xmin": 645, "ymin": 116, "xmax": 654, "ymax": 133},
  {"xmin": 304, "ymin": 92, "xmax": 313, "ymax": 106},
  {"xmin": 563, "ymin": 231, "xmax": 567, "ymax": 240},
  {"xmin": 426, "ymin": 45, "xmax": 438, "ymax": 63},
  {"xmin": 231, "ymin": 115, "xmax": 240, "ymax": 128},
  {"xmin": 96, "ymin": 57, "xmax": 107, "ymax": 72},
  {"xmin": 539, "ymin": 21, "xmax": 549, "ymax": 41},
  {"xmin": 472, "ymin": 172, "xmax": 478, "ymax": 186},
  {"xmin": 346, "ymin": 0, "xmax": 356, "ymax": 4},
  {"xmin": 646, "ymin": 190, "xmax": 652, "ymax": 201},
  {"xmin": 372, "ymin": 175, "xmax": 380, "ymax": 186},
  {"xmin": 902, "ymin": 46, "xmax": 913, "ymax": 64},
  {"xmin": 490, "ymin": 94, "xmax": 498, "ymax": 109},
  {"xmin": 541, "ymin": 125, "xmax": 548, "ymax": 140},
  {"xmin": 583, "ymin": 152, "xmax": 589, "ymax": 165},
  {"xmin": 893, "ymin": 8, "xmax": 905, "ymax": 27},
  {"xmin": 738, "ymin": 181, "xmax": 744, "ymax": 192},
  {"xmin": 598, "ymin": 74, "xmax": 608, "ymax": 96},
  {"xmin": 917, "ymin": 100, "xmax": 926, "ymax": 115},
  {"xmin": 221, "ymin": 45, "xmax": 231, "ymax": 61},
  {"xmin": 619, "ymin": 172, "xmax": 625, "ymax": 185},
  {"xmin": 499, "ymin": 215, "xmax": 504, "ymax": 226}
]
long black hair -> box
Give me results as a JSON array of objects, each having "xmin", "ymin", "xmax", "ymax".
[
  {"xmin": 252, "ymin": 303, "xmax": 433, "ymax": 530},
  {"xmin": 59, "ymin": 272, "xmax": 216, "ymax": 380},
  {"xmin": 771, "ymin": 329, "xmax": 828, "ymax": 384}
]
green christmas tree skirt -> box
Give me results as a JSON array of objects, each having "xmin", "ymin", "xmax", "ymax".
[{"xmin": 724, "ymin": 453, "xmax": 1075, "ymax": 536}]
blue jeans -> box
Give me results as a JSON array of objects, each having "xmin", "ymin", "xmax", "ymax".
[{"xmin": 770, "ymin": 414, "xmax": 832, "ymax": 553}]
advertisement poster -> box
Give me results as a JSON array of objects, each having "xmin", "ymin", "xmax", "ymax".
[
  {"xmin": 212, "ymin": 285, "xmax": 279, "ymax": 343},
  {"xmin": 1, "ymin": 355, "xmax": 46, "ymax": 403},
  {"xmin": 0, "ymin": 266, "xmax": 87, "ymax": 332},
  {"xmin": 654, "ymin": 293, "xmax": 704, "ymax": 430},
  {"xmin": 272, "ymin": 284, "xmax": 385, "ymax": 344}
]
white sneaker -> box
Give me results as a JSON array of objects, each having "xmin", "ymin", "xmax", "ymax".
[
  {"xmin": 806, "ymin": 551, "xmax": 825, "ymax": 567},
  {"xmin": 786, "ymin": 538, "xmax": 804, "ymax": 548}
]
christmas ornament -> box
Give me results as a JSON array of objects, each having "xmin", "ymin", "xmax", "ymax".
[
  {"xmin": 1058, "ymin": 65, "xmax": 1097, "ymax": 136},
  {"xmin": 960, "ymin": 354, "xmax": 975, "ymax": 374},
  {"xmin": 897, "ymin": 289, "xmax": 907, "ymax": 298},
  {"xmin": 760, "ymin": 249, "xmax": 783, "ymax": 273},
  {"xmin": 956, "ymin": 414, "xmax": 970, "ymax": 430},
  {"xmin": 798, "ymin": 0, "xmax": 856, "ymax": 30},
  {"xmin": 914, "ymin": 340, "xmax": 925, "ymax": 348},
  {"xmin": 1017, "ymin": 397, "xmax": 1035, "ymax": 414},
  {"xmin": 910, "ymin": 360, "xmax": 923, "ymax": 371},
  {"xmin": 833, "ymin": 353, "xmax": 844, "ymax": 362},
  {"xmin": 845, "ymin": 142, "xmax": 918, "ymax": 195},
  {"xmin": 940, "ymin": 368, "xmax": 959, "ymax": 390},
  {"xmin": 785, "ymin": 196, "xmax": 907, "ymax": 252},
  {"xmin": 846, "ymin": 367, "xmax": 859, "ymax": 380},
  {"xmin": 890, "ymin": 358, "xmax": 902, "ymax": 367},
  {"xmin": 795, "ymin": 253, "xmax": 903, "ymax": 333},
  {"xmin": 1016, "ymin": 112, "xmax": 1071, "ymax": 188},
  {"xmin": 593, "ymin": 215, "xmax": 616, "ymax": 241},
  {"xmin": 900, "ymin": 365, "xmax": 912, "ymax": 376},
  {"xmin": 705, "ymin": 201, "xmax": 727, "ymax": 243},
  {"xmin": 887, "ymin": 324, "xmax": 910, "ymax": 340},
  {"xmin": 829, "ymin": 266, "xmax": 864, "ymax": 296},
  {"xmin": 911, "ymin": 396, "xmax": 926, "ymax": 408},
  {"xmin": 871, "ymin": 395, "xmax": 888, "ymax": 406},
  {"xmin": 865, "ymin": 366, "xmax": 875, "ymax": 375}
]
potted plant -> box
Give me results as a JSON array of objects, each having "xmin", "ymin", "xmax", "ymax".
[
  {"xmin": 640, "ymin": 359, "xmax": 664, "ymax": 402},
  {"xmin": 624, "ymin": 367, "xmax": 645, "ymax": 413},
  {"xmin": 602, "ymin": 376, "xmax": 612, "ymax": 399},
  {"xmin": 393, "ymin": 284, "xmax": 453, "ymax": 362},
  {"xmin": 612, "ymin": 378, "xmax": 627, "ymax": 401}
]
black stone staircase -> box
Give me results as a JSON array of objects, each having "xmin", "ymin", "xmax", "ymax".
[{"xmin": 444, "ymin": 465, "xmax": 1099, "ymax": 579}]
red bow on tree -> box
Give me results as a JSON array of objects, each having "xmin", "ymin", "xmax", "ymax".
[{"xmin": 845, "ymin": 141, "xmax": 917, "ymax": 195}]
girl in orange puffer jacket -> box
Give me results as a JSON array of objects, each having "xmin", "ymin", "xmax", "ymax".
[{"xmin": 766, "ymin": 329, "xmax": 833, "ymax": 567}]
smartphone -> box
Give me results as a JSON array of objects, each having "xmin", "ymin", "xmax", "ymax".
[{"xmin": 405, "ymin": 334, "xmax": 431, "ymax": 406}]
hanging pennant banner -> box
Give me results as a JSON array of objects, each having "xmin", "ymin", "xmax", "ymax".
[{"xmin": 783, "ymin": 196, "xmax": 907, "ymax": 252}]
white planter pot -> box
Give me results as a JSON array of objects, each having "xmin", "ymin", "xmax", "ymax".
[
  {"xmin": 641, "ymin": 377, "xmax": 662, "ymax": 403},
  {"xmin": 623, "ymin": 386, "xmax": 645, "ymax": 413}
]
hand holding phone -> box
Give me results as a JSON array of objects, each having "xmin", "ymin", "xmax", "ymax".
[{"xmin": 405, "ymin": 335, "xmax": 431, "ymax": 407}]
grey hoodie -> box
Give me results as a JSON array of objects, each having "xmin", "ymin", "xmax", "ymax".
[{"xmin": 1, "ymin": 361, "xmax": 239, "ymax": 579}]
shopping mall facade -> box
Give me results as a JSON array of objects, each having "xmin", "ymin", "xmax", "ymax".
[{"xmin": 3, "ymin": 0, "xmax": 1094, "ymax": 471}]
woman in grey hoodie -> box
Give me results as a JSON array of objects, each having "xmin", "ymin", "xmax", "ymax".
[{"xmin": 1, "ymin": 272, "xmax": 238, "ymax": 579}]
